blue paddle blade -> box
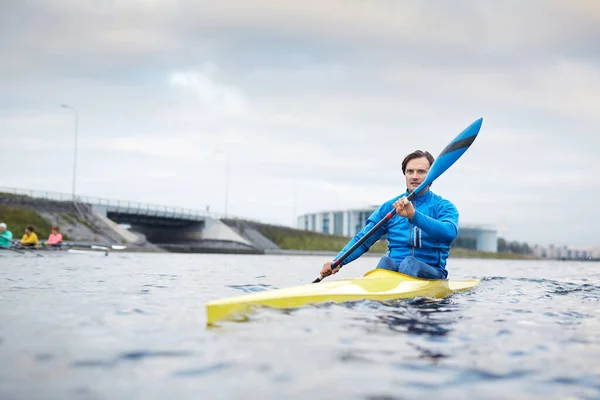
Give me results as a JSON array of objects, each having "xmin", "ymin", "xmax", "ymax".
[{"xmin": 411, "ymin": 117, "xmax": 483, "ymax": 197}]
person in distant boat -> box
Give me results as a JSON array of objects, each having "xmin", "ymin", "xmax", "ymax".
[
  {"xmin": 0, "ymin": 222, "xmax": 13, "ymax": 248},
  {"xmin": 320, "ymin": 150, "xmax": 459, "ymax": 280},
  {"xmin": 46, "ymin": 226, "xmax": 63, "ymax": 248},
  {"xmin": 19, "ymin": 225, "xmax": 39, "ymax": 248}
]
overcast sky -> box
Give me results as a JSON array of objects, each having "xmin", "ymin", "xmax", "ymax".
[{"xmin": 1, "ymin": 1, "xmax": 599, "ymax": 248}]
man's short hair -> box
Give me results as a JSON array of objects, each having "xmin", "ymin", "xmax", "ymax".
[{"xmin": 401, "ymin": 150, "xmax": 435, "ymax": 175}]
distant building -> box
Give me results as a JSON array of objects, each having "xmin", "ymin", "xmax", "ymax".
[
  {"xmin": 556, "ymin": 245, "xmax": 568, "ymax": 260},
  {"xmin": 548, "ymin": 244, "xmax": 555, "ymax": 259},
  {"xmin": 531, "ymin": 244, "xmax": 595, "ymax": 260},
  {"xmin": 297, "ymin": 208, "xmax": 498, "ymax": 253},
  {"xmin": 532, "ymin": 244, "xmax": 542, "ymax": 258},
  {"xmin": 297, "ymin": 206, "xmax": 377, "ymax": 238}
]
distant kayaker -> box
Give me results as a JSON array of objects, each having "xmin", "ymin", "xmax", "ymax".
[
  {"xmin": 0, "ymin": 222, "xmax": 12, "ymax": 248},
  {"xmin": 19, "ymin": 225, "xmax": 39, "ymax": 248},
  {"xmin": 46, "ymin": 226, "xmax": 63, "ymax": 248},
  {"xmin": 320, "ymin": 150, "xmax": 459, "ymax": 280}
]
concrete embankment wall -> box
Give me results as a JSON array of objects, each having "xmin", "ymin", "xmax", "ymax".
[
  {"xmin": 155, "ymin": 218, "xmax": 262, "ymax": 254},
  {"xmin": 92, "ymin": 211, "xmax": 145, "ymax": 244},
  {"xmin": 221, "ymin": 219, "xmax": 280, "ymax": 250},
  {"xmin": 201, "ymin": 219, "xmax": 253, "ymax": 246}
]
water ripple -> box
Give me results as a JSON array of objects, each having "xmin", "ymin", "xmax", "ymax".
[
  {"xmin": 119, "ymin": 350, "xmax": 193, "ymax": 360},
  {"xmin": 1, "ymin": 254, "xmax": 599, "ymax": 399},
  {"xmin": 71, "ymin": 350, "xmax": 193, "ymax": 368},
  {"xmin": 226, "ymin": 283, "xmax": 279, "ymax": 293},
  {"xmin": 173, "ymin": 362, "xmax": 232, "ymax": 377}
]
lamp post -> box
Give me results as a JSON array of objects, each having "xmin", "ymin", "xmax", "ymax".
[
  {"xmin": 225, "ymin": 157, "xmax": 230, "ymax": 217},
  {"xmin": 215, "ymin": 149, "xmax": 230, "ymax": 217},
  {"xmin": 61, "ymin": 104, "xmax": 79, "ymax": 200},
  {"xmin": 292, "ymin": 179, "xmax": 297, "ymax": 227}
]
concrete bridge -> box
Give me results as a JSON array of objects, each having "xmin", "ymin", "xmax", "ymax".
[{"xmin": 0, "ymin": 187, "xmax": 276, "ymax": 253}]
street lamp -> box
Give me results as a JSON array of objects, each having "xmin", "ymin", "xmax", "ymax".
[
  {"xmin": 215, "ymin": 149, "xmax": 230, "ymax": 218},
  {"xmin": 225, "ymin": 157, "xmax": 230, "ymax": 217},
  {"xmin": 61, "ymin": 104, "xmax": 79, "ymax": 200}
]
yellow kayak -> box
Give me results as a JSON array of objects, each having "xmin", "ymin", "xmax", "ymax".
[{"xmin": 206, "ymin": 269, "xmax": 480, "ymax": 325}]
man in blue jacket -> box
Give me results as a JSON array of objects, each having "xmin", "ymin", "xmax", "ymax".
[{"xmin": 320, "ymin": 150, "xmax": 459, "ymax": 280}]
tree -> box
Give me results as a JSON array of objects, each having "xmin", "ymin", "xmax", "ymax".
[
  {"xmin": 497, "ymin": 237, "xmax": 532, "ymax": 254},
  {"xmin": 497, "ymin": 237, "xmax": 507, "ymax": 252}
]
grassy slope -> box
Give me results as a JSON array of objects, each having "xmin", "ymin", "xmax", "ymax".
[
  {"xmin": 253, "ymin": 221, "xmax": 533, "ymax": 260},
  {"xmin": 449, "ymin": 247, "xmax": 536, "ymax": 260},
  {"xmin": 254, "ymin": 223, "xmax": 388, "ymax": 253},
  {"xmin": 0, "ymin": 205, "xmax": 54, "ymax": 241}
]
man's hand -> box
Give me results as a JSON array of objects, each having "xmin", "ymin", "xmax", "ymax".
[
  {"xmin": 393, "ymin": 197, "xmax": 415, "ymax": 220},
  {"xmin": 320, "ymin": 261, "xmax": 341, "ymax": 278}
]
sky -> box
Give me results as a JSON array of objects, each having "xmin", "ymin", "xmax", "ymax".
[{"xmin": 1, "ymin": 0, "xmax": 599, "ymax": 249}]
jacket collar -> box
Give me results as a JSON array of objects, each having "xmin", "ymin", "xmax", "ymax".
[{"xmin": 405, "ymin": 186, "xmax": 432, "ymax": 205}]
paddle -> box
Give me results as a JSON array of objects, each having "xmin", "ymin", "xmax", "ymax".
[
  {"xmin": 90, "ymin": 245, "xmax": 127, "ymax": 251},
  {"xmin": 65, "ymin": 243, "xmax": 128, "ymax": 251},
  {"xmin": 4, "ymin": 246, "xmax": 43, "ymax": 257},
  {"xmin": 313, "ymin": 117, "xmax": 484, "ymax": 283},
  {"xmin": 0, "ymin": 246, "xmax": 24, "ymax": 254}
]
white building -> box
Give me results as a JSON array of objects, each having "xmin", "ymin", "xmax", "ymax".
[
  {"xmin": 592, "ymin": 246, "xmax": 600, "ymax": 260},
  {"xmin": 530, "ymin": 244, "xmax": 595, "ymax": 260},
  {"xmin": 297, "ymin": 208, "xmax": 498, "ymax": 253},
  {"xmin": 297, "ymin": 206, "xmax": 377, "ymax": 238}
]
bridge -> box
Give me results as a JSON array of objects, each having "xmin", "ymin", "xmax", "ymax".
[
  {"xmin": 0, "ymin": 186, "xmax": 219, "ymax": 222},
  {"xmin": 0, "ymin": 186, "xmax": 263, "ymax": 251}
]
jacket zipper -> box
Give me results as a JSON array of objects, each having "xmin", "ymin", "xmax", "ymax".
[{"xmin": 410, "ymin": 199, "xmax": 417, "ymax": 256}]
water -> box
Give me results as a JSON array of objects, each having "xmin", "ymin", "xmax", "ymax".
[{"xmin": 0, "ymin": 252, "xmax": 599, "ymax": 399}]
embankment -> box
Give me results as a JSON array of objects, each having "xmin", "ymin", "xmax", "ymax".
[{"xmin": 0, "ymin": 191, "xmax": 534, "ymax": 259}]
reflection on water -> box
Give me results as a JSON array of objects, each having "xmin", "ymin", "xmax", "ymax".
[
  {"xmin": 320, "ymin": 296, "xmax": 461, "ymax": 338},
  {"xmin": 373, "ymin": 298, "xmax": 458, "ymax": 337}
]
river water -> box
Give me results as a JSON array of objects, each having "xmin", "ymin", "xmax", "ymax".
[{"xmin": 0, "ymin": 251, "xmax": 599, "ymax": 399}]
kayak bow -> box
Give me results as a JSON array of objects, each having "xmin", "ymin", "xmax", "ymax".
[{"xmin": 206, "ymin": 269, "xmax": 479, "ymax": 325}]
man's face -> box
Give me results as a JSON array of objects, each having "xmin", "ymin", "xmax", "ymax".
[
  {"xmin": 0, "ymin": 226, "xmax": 5, "ymax": 233},
  {"xmin": 404, "ymin": 157, "xmax": 430, "ymax": 193}
]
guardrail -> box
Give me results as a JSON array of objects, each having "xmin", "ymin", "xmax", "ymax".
[
  {"xmin": 0, "ymin": 186, "xmax": 299, "ymax": 228},
  {"xmin": 0, "ymin": 186, "xmax": 229, "ymax": 221}
]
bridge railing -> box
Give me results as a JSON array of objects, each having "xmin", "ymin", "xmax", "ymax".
[{"xmin": 0, "ymin": 186, "xmax": 228, "ymax": 221}]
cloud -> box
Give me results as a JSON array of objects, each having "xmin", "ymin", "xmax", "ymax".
[
  {"xmin": 1, "ymin": 0, "xmax": 599, "ymax": 249},
  {"xmin": 168, "ymin": 66, "xmax": 248, "ymax": 116}
]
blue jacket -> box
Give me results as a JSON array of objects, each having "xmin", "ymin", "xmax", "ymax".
[{"xmin": 334, "ymin": 189, "xmax": 459, "ymax": 275}]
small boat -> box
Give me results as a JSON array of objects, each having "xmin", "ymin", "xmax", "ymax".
[
  {"xmin": 0, "ymin": 244, "xmax": 126, "ymax": 257},
  {"xmin": 206, "ymin": 269, "xmax": 480, "ymax": 325},
  {"xmin": 66, "ymin": 248, "xmax": 109, "ymax": 256}
]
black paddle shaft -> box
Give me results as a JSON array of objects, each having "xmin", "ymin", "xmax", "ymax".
[
  {"xmin": 312, "ymin": 187, "xmax": 424, "ymax": 283},
  {"xmin": 313, "ymin": 208, "xmax": 395, "ymax": 283}
]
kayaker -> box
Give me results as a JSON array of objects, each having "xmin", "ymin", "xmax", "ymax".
[
  {"xmin": 320, "ymin": 150, "xmax": 459, "ymax": 280},
  {"xmin": 46, "ymin": 226, "xmax": 63, "ymax": 248},
  {"xmin": 0, "ymin": 222, "xmax": 12, "ymax": 248},
  {"xmin": 19, "ymin": 225, "xmax": 39, "ymax": 248}
]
